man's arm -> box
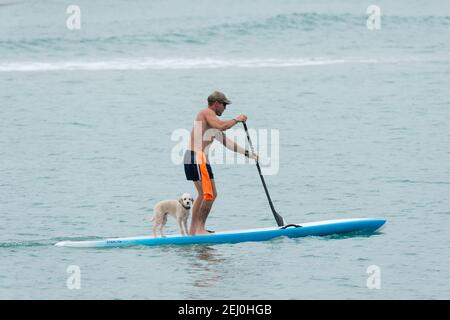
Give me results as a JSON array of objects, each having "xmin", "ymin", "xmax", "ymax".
[
  {"xmin": 205, "ymin": 112, "xmax": 247, "ymax": 131},
  {"xmin": 204, "ymin": 112, "xmax": 237, "ymax": 131},
  {"xmin": 215, "ymin": 131, "xmax": 257, "ymax": 159}
]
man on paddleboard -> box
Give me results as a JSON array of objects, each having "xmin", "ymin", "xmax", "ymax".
[{"xmin": 185, "ymin": 91, "xmax": 257, "ymax": 236}]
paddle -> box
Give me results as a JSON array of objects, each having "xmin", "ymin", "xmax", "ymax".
[{"xmin": 242, "ymin": 122, "xmax": 286, "ymax": 227}]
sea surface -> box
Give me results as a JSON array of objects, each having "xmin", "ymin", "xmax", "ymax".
[{"xmin": 1, "ymin": 0, "xmax": 449, "ymax": 299}]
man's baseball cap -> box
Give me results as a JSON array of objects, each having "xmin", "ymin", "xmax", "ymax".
[{"xmin": 207, "ymin": 91, "xmax": 232, "ymax": 105}]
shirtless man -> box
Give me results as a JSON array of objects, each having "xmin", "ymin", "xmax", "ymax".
[{"xmin": 184, "ymin": 91, "xmax": 257, "ymax": 236}]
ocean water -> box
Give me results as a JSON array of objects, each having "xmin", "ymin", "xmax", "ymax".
[{"xmin": 1, "ymin": 0, "xmax": 449, "ymax": 299}]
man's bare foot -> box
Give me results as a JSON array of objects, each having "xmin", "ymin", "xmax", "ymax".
[{"xmin": 191, "ymin": 229, "xmax": 212, "ymax": 236}]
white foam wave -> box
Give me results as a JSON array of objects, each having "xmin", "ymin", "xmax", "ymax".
[{"xmin": 0, "ymin": 57, "xmax": 380, "ymax": 72}]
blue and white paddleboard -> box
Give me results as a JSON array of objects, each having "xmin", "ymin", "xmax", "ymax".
[{"xmin": 54, "ymin": 218, "xmax": 385, "ymax": 248}]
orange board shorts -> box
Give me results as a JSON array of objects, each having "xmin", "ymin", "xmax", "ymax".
[{"xmin": 184, "ymin": 150, "xmax": 214, "ymax": 201}]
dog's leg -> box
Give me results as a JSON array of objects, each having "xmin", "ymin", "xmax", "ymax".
[
  {"xmin": 183, "ymin": 217, "xmax": 189, "ymax": 236},
  {"xmin": 151, "ymin": 208, "xmax": 160, "ymax": 238},
  {"xmin": 152, "ymin": 220, "xmax": 160, "ymax": 238},
  {"xmin": 159, "ymin": 214, "xmax": 167, "ymax": 238},
  {"xmin": 177, "ymin": 217, "xmax": 185, "ymax": 236}
]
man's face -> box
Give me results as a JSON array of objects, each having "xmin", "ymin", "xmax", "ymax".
[{"xmin": 216, "ymin": 101, "xmax": 226, "ymax": 116}]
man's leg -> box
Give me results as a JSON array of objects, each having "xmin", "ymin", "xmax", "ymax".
[
  {"xmin": 190, "ymin": 181, "xmax": 204, "ymax": 235},
  {"xmin": 200, "ymin": 179, "xmax": 217, "ymax": 226},
  {"xmin": 190, "ymin": 179, "xmax": 217, "ymax": 235}
]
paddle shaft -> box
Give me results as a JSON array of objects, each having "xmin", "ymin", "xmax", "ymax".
[{"xmin": 242, "ymin": 122, "xmax": 285, "ymax": 227}]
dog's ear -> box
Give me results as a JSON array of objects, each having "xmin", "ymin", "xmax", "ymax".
[{"xmin": 178, "ymin": 198, "xmax": 183, "ymax": 205}]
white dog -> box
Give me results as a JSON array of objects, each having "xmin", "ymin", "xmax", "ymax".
[{"xmin": 151, "ymin": 193, "xmax": 193, "ymax": 238}]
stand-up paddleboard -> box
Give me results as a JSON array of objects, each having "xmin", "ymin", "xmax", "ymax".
[{"xmin": 55, "ymin": 218, "xmax": 385, "ymax": 248}]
